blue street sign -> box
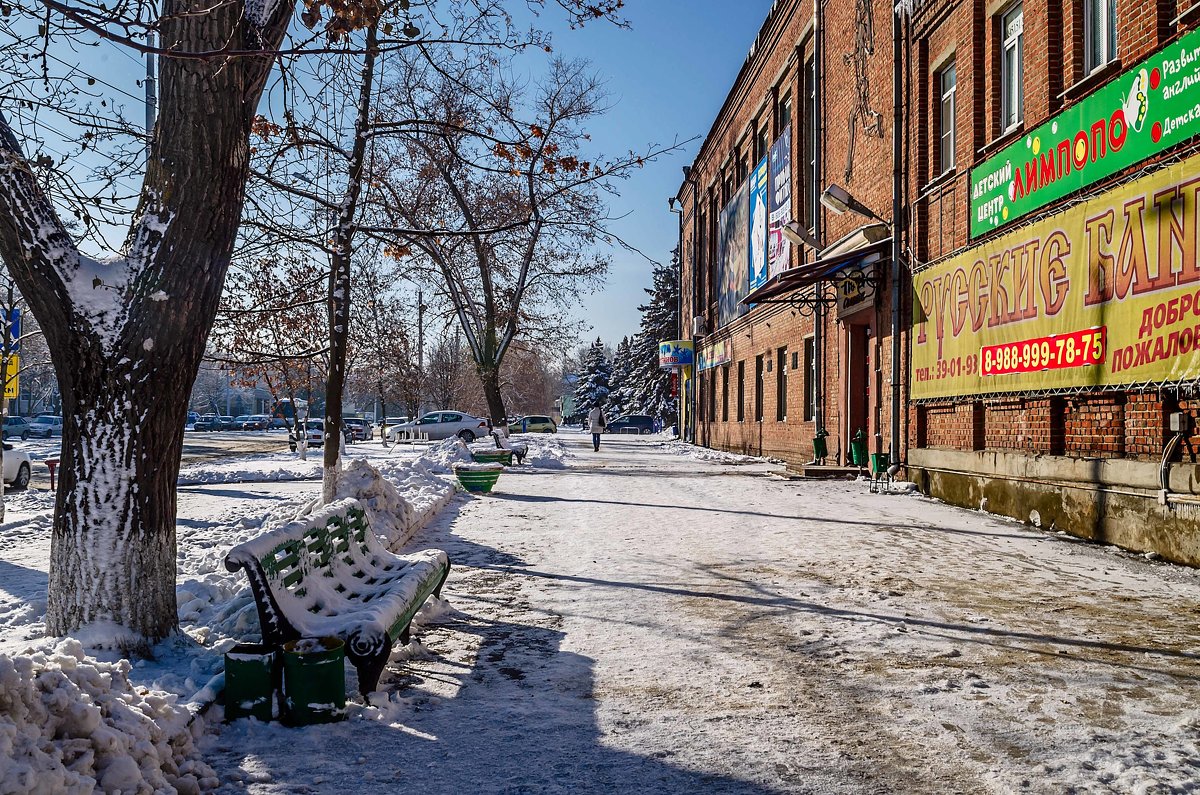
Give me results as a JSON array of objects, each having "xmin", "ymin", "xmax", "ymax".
[{"xmin": 5, "ymin": 308, "xmax": 18, "ymax": 353}]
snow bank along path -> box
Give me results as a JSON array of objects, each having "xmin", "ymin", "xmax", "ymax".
[
  {"xmin": 0, "ymin": 436, "xmax": 570, "ymax": 794},
  {"xmin": 202, "ymin": 433, "xmax": 1200, "ymax": 793}
]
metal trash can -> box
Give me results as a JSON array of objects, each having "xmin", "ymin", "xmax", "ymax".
[
  {"xmin": 813, "ymin": 429, "xmax": 830, "ymax": 462},
  {"xmin": 850, "ymin": 429, "xmax": 868, "ymax": 467},
  {"xmin": 281, "ymin": 637, "xmax": 347, "ymax": 726},
  {"xmin": 224, "ymin": 643, "xmax": 278, "ymax": 722},
  {"xmin": 870, "ymin": 452, "xmax": 890, "ymax": 475}
]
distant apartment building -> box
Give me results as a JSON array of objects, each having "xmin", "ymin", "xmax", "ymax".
[{"xmin": 680, "ymin": 0, "xmax": 1200, "ymax": 564}]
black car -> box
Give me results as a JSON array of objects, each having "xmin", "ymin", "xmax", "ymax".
[{"xmin": 605, "ymin": 414, "xmax": 655, "ymax": 435}]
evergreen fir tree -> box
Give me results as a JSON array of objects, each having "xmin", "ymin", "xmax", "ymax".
[
  {"xmin": 624, "ymin": 250, "xmax": 681, "ymax": 424},
  {"xmin": 573, "ymin": 337, "xmax": 612, "ymax": 416},
  {"xmin": 608, "ymin": 336, "xmax": 634, "ymax": 417}
]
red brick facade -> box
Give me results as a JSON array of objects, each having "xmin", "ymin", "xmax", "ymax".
[
  {"xmin": 678, "ymin": 0, "xmax": 906, "ymax": 469},
  {"xmin": 680, "ymin": 0, "xmax": 1200, "ymax": 563}
]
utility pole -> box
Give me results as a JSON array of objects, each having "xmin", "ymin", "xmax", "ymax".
[
  {"xmin": 417, "ymin": 289, "xmax": 426, "ymax": 414},
  {"xmin": 145, "ymin": 32, "xmax": 157, "ymax": 134}
]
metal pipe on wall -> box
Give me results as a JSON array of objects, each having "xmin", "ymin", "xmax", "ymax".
[
  {"xmin": 889, "ymin": 6, "xmax": 905, "ymax": 467},
  {"xmin": 813, "ymin": 0, "xmax": 826, "ymax": 443}
]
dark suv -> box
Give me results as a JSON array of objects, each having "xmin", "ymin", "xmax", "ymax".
[{"xmin": 605, "ymin": 414, "xmax": 655, "ymax": 435}]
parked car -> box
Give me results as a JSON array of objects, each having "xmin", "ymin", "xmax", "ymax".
[
  {"xmin": 605, "ymin": 414, "xmax": 655, "ymax": 435},
  {"xmin": 386, "ymin": 411, "xmax": 491, "ymax": 442},
  {"xmin": 241, "ymin": 414, "xmax": 270, "ymax": 430},
  {"xmin": 2, "ymin": 416, "xmax": 30, "ymax": 441},
  {"xmin": 186, "ymin": 411, "xmax": 200, "ymax": 427},
  {"xmin": 194, "ymin": 414, "xmax": 218, "ymax": 431},
  {"xmin": 507, "ymin": 415, "xmax": 557, "ymax": 434},
  {"xmin": 2, "ymin": 443, "xmax": 30, "ymax": 490},
  {"xmin": 28, "ymin": 416, "xmax": 62, "ymax": 438},
  {"xmin": 289, "ymin": 420, "xmax": 328, "ymax": 451},
  {"xmin": 215, "ymin": 416, "xmax": 236, "ymax": 431},
  {"xmin": 343, "ymin": 417, "xmax": 372, "ymax": 441}
]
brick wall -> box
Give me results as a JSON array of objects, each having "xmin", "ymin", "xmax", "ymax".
[
  {"xmin": 679, "ymin": 0, "xmax": 907, "ymax": 468},
  {"xmin": 1063, "ymin": 395, "xmax": 1125, "ymax": 458}
]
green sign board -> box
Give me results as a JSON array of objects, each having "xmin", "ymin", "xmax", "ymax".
[{"xmin": 970, "ymin": 28, "xmax": 1200, "ymax": 238}]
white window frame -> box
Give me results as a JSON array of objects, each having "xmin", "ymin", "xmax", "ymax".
[
  {"xmin": 1084, "ymin": 0, "xmax": 1117, "ymax": 74},
  {"xmin": 1000, "ymin": 4, "xmax": 1024, "ymax": 132},
  {"xmin": 938, "ymin": 62, "xmax": 957, "ymax": 174}
]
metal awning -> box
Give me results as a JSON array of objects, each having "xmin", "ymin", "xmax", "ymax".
[{"xmin": 742, "ymin": 223, "xmax": 890, "ymax": 306}]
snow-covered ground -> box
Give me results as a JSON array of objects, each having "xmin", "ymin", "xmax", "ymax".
[{"xmin": 3, "ymin": 431, "xmax": 1200, "ymax": 792}]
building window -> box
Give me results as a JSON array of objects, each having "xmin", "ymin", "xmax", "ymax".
[
  {"xmin": 1085, "ymin": 0, "xmax": 1116, "ymax": 73},
  {"xmin": 803, "ymin": 337, "xmax": 816, "ymax": 421},
  {"xmin": 708, "ymin": 371, "xmax": 717, "ymax": 420},
  {"xmin": 777, "ymin": 91, "xmax": 793, "ymax": 138},
  {"xmin": 755, "ymin": 122, "xmax": 769, "ymax": 163},
  {"xmin": 721, "ymin": 364, "xmax": 730, "ymax": 422},
  {"xmin": 1000, "ymin": 4, "xmax": 1024, "ymax": 132},
  {"xmin": 776, "ymin": 347, "xmax": 788, "ymax": 421},
  {"xmin": 697, "ymin": 374, "xmax": 705, "ymax": 421},
  {"xmin": 754, "ymin": 355, "xmax": 765, "ymax": 422},
  {"xmin": 937, "ymin": 62, "xmax": 956, "ymax": 175},
  {"xmin": 737, "ymin": 361, "xmax": 745, "ymax": 421}
]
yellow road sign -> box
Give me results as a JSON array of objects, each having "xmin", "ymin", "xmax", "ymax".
[{"xmin": 4, "ymin": 354, "xmax": 18, "ymax": 399}]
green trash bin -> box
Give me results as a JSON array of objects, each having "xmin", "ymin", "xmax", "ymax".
[
  {"xmin": 870, "ymin": 452, "xmax": 891, "ymax": 475},
  {"xmin": 281, "ymin": 637, "xmax": 347, "ymax": 726},
  {"xmin": 850, "ymin": 429, "xmax": 868, "ymax": 467},
  {"xmin": 813, "ymin": 429, "xmax": 829, "ymax": 461},
  {"xmin": 224, "ymin": 643, "xmax": 278, "ymax": 723}
]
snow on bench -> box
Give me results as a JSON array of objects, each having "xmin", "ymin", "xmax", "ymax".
[{"xmin": 223, "ymin": 498, "xmax": 450, "ymax": 696}]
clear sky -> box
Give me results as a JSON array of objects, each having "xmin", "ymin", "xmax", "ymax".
[{"xmin": 543, "ymin": 0, "xmax": 775, "ymax": 348}]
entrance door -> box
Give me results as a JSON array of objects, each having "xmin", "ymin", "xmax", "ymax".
[{"xmin": 846, "ymin": 323, "xmax": 870, "ymax": 458}]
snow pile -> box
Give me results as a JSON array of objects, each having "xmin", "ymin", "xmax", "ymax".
[
  {"xmin": 0, "ymin": 640, "xmax": 217, "ymax": 794},
  {"xmin": 657, "ymin": 440, "xmax": 781, "ymax": 465},
  {"xmin": 331, "ymin": 458, "xmax": 416, "ymax": 548},
  {"xmin": 514, "ymin": 434, "xmax": 571, "ymax": 469},
  {"xmin": 422, "ymin": 437, "xmax": 474, "ymax": 472}
]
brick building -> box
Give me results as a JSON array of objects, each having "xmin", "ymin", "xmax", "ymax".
[
  {"xmin": 906, "ymin": 0, "xmax": 1200, "ymax": 566},
  {"xmin": 676, "ymin": 0, "xmax": 907, "ymax": 471},
  {"xmin": 680, "ymin": 0, "xmax": 1200, "ymax": 564}
]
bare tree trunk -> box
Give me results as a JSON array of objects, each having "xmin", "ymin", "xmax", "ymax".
[
  {"xmin": 478, "ymin": 361, "xmax": 507, "ymax": 428},
  {"xmin": 0, "ymin": 0, "xmax": 290, "ymax": 647},
  {"xmin": 323, "ymin": 22, "xmax": 379, "ymax": 503}
]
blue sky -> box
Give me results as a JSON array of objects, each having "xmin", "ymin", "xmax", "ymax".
[{"xmin": 542, "ymin": 0, "xmax": 775, "ymax": 347}]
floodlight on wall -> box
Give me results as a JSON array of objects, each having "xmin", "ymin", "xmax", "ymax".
[
  {"xmin": 782, "ymin": 221, "xmax": 823, "ymax": 249},
  {"xmin": 820, "ymin": 184, "xmax": 889, "ymax": 225}
]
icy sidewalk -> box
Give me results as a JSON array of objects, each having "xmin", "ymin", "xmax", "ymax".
[{"xmin": 203, "ymin": 434, "xmax": 1200, "ymax": 793}]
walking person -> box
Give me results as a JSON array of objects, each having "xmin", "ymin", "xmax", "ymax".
[{"xmin": 588, "ymin": 403, "xmax": 607, "ymax": 452}]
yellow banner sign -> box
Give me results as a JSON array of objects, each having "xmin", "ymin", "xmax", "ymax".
[
  {"xmin": 913, "ymin": 153, "xmax": 1200, "ymax": 399},
  {"xmin": 3, "ymin": 354, "xmax": 17, "ymax": 399}
]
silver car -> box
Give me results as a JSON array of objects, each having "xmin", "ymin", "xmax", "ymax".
[{"xmin": 386, "ymin": 411, "xmax": 491, "ymax": 442}]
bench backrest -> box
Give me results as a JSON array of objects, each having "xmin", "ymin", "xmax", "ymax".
[{"xmin": 256, "ymin": 507, "xmax": 373, "ymax": 597}]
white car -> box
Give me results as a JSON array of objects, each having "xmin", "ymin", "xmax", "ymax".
[
  {"xmin": 386, "ymin": 411, "xmax": 491, "ymax": 442},
  {"xmin": 2, "ymin": 444, "xmax": 30, "ymax": 490},
  {"xmin": 28, "ymin": 416, "xmax": 62, "ymax": 438}
]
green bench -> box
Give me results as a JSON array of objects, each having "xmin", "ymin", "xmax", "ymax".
[{"xmin": 224, "ymin": 498, "xmax": 450, "ymax": 696}]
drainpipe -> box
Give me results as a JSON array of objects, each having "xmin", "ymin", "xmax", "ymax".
[
  {"xmin": 687, "ymin": 172, "xmax": 699, "ymax": 442},
  {"xmin": 813, "ymin": 0, "xmax": 826, "ymax": 442},
  {"xmin": 889, "ymin": 5, "xmax": 905, "ymax": 469}
]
